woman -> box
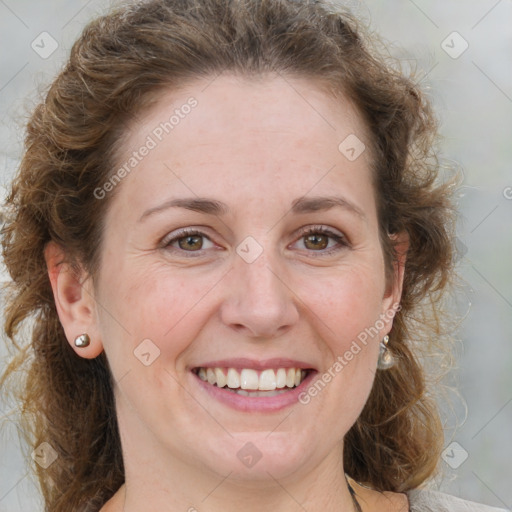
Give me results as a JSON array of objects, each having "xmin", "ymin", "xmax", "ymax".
[{"xmin": 0, "ymin": 0, "xmax": 507, "ymax": 511}]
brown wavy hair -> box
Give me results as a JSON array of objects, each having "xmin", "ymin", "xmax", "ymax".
[{"xmin": 1, "ymin": 0, "xmax": 459, "ymax": 510}]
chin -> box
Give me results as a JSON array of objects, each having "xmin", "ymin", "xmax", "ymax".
[{"xmin": 198, "ymin": 431, "xmax": 319, "ymax": 484}]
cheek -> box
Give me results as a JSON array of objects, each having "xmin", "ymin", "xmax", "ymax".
[
  {"xmin": 96, "ymin": 266, "xmax": 213, "ymax": 426},
  {"xmin": 98, "ymin": 263, "xmax": 220, "ymax": 365},
  {"xmin": 303, "ymin": 263, "xmax": 387, "ymax": 345},
  {"xmin": 300, "ymin": 263, "xmax": 386, "ymax": 408},
  {"xmin": 300, "ymin": 268, "xmax": 385, "ymax": 425}
]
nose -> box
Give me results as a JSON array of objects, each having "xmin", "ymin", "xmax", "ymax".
[{"xmin": 219, "ymin": 247, "xmax": 300, "ymax": 339}]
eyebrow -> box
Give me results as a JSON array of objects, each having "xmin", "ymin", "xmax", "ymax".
[
  {"xmin": 139, "ymin": 198, "xmax": 229, "ymax": 221},
  {"xmin": 139, "ymin": 195, "xmax": 366, "ymax": 222},
  {"xmin": 291, "ymin": 196, "xmax": 366, "ymax": 220}
]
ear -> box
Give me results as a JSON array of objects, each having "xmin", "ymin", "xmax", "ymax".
[
  {"xmin": 44, "ymin": 241, "xmax": 103, "ymax": 359},
  {"xmin": 381, "ymin": 231, "xmax": 409, "ymax": 329}
]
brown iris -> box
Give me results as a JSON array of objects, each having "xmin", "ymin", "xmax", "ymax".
[
  {"xmin": 303, "ymin": 233, "xmax": 329, "ymax": 250},
  {"xmin": 178, "ymin": 234, "xmax": 203, "ymax": 251}
]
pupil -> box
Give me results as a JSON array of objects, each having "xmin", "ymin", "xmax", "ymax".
[
  {"xmin": 306, "ymin": 233, "xmax": 327, "ymax": 250},
  {"xmin": 179, "ymin": 235, "xmax": 202, "ymax": 250}
]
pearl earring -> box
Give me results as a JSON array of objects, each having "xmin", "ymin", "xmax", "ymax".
[
  {"xmin": 377, "ymin": 335, "xmax": 395, "ymax": 370},
  {"xmin": 74, "ymin": 333, "xmax": 91, "ymax": 348}
]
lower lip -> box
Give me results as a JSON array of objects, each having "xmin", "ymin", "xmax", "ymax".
[{"xmin": 192, "ymin": 371, "xmax": 317, "ymax": 412}]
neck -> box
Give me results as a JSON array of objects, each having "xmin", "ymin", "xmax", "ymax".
[{"xmin": 116, "ymin": 438, "xmax": 357, "ymax": 512}]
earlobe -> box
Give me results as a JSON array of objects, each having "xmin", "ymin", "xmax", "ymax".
[{"xmin": 44, "ymin": 241, "xmax": 103, "ymax": 359}]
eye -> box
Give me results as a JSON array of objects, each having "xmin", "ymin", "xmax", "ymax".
[
  {"xmin": 160, "ymin": 225, "xmax": 350, "ymax": 258},
  {"xmin": 293, "ymin": 225, "xmax": 349, "ymax": 256},
  {"xmin": 161, "ymin": 228, "xmax": 216, "ymax": 256}
]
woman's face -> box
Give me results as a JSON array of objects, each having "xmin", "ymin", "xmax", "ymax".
[{"xmin": 89, "ymin": 74, "xmax": 403, "ymax": 484}]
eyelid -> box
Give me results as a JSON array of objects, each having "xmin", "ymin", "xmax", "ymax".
[
  {"xmin": 160, "ymin": 224, "xmax": 350, "ymax": 257},
  {"xmin": 292, "ymin": 225, "xmax": 350, "ymax": 255},
  {"xmin": 295, "ymin": 224, "xmax": 347, "ymax": 241},
  {"xmin": 159, "ymin": 227, "xmax": 217, "ymax": 253}
]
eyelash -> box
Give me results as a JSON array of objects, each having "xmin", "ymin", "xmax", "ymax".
[
  {"xmin": 161, "ymin": 225, "xmax": 349, "ymax": 258},
  {"xmin": 295, "ymin": 226, "xmax": 349, "ymax": 256}
]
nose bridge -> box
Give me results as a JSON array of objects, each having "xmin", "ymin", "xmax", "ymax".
[
  {"xmin": 242, "ymin": 249, "xmax": 285, "ymax": 302},
  {"xmin": 220, "ymin": 236, "xmax": 299, "ymax": 338}
]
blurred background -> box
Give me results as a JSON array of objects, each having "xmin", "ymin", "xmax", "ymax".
[{"xmin": 0, "ymin": 0, "xmax": 511, "ymax": 510}]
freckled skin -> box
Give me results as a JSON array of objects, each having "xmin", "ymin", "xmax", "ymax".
[{"xmin": 80, "ymin": 74, "xmax": 405, "ymax": 511}]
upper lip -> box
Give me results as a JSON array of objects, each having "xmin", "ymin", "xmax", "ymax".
[{"xmin": 190, "ymin": 358, "xmax": 317, "ymax": 371}]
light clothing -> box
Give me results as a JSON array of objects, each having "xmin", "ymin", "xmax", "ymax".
[{"xmin": 407, "ymin": 489, "xmax": 510, "ymax": 512}]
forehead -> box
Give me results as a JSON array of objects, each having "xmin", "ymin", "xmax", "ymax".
[{"xmin": 106, "ymin": 73, "xmax": 375, "ymax": 222}]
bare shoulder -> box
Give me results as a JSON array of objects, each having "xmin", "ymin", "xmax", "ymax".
[
  {"xmin": 350, "ymin": 479, "xmax": 409, "ymax": 512},
  {"xmin": 374, "ymin": 489, "xmax": 409, "ymax": 512}
]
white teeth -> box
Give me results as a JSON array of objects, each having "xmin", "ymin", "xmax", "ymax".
[
  {"xmin": 227, "ymin": 368, "xmax": 240, "ymax": 389},
  {"xmin": 286, "ymin": 368, "xmax": 295, "ymax": 388},
  {"xmin": 196, "ymin": 366, "xmax": 308, "ymax": 391},
  {"xmin": 229, "ymin": 388, "xmax": 290, "ymax": 397},
  {"xmin": 259, "ymin": 369, "xmax": 277, "ymax": 390},
  {"xmin": 215, "ymin": 368, "xmax": 227, "ymax": 388},
  {"xmin": 240, "ymin": 369, "xmax": 259, "ymax": 390},
  {"xmin": 276, "ymin": 368, "xmax": 287, "ymax": 388}
]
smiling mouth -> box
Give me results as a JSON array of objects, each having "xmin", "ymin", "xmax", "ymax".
[{"xmin": 193, "ymin": 367, "xmax": 312, "ymax": 397}]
